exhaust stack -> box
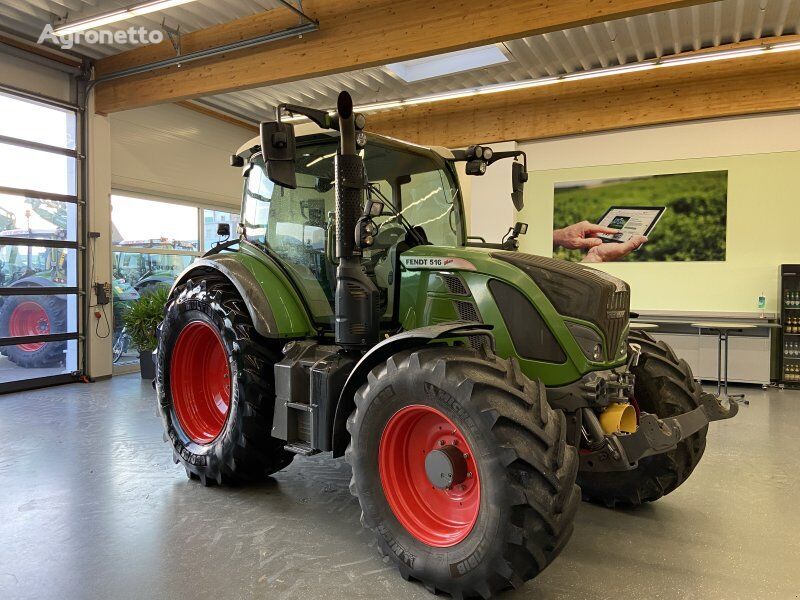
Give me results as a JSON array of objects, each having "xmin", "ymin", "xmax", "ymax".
[{"xmin": 333, "ymin": 91, "xmax": 380, "ymax": 348}]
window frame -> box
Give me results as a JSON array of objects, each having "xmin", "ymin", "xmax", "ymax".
[
  {"xmin": 110, "ymin": 188, "xmax": 240, "ymax": 266},
  {"xmin": 0, "ymin": 87, "xmax": 83, "ymax": 390}
]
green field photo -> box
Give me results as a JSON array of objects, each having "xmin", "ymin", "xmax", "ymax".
[{"xmin": 553, "ymin": 170, "xmax": 728, "ymax": 262}]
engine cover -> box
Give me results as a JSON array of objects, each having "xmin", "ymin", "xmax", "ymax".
[{"xmin": 492, "ymin": 251, "xmax": 630, "ymax": 360}]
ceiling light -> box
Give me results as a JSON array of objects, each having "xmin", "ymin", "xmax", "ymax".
[
  {"xmin": 53, "ymin": 0, "xmax": 201, "ymax": 35},
  {"xmin": 561, "ymin": 61, "xmax": 657, "ymax": 81},
  {"xmin": 387, "ymin": 44, "xmax": 510, "ymax": 83},
  {"xmin": 658, "ymin": 46, "xmax": 764, "ymax": 67}
]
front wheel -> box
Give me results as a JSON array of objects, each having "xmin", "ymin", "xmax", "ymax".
[
  {"xmin": 346, "ymin": 346, "xmax": 579, "ymax": 598},
  {"xmin": 155, "ymin": 274, "xmax": 293, "ymax": 485}
]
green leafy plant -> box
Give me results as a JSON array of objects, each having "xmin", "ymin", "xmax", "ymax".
[{"xmin": 122, "ymin": 286, "xmax": 170, "ymax": 352}]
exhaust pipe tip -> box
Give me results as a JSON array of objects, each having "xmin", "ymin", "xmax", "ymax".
[{"xmin": 337, "ymin": 91, "xmax": 353, "ymax": 119}]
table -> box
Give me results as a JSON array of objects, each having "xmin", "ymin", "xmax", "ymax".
[
  {"xmin": 630, "ymin": 322, "xmax": 659, "ymax": 330},
  {"xmin": 690, "ymin": 321, "xmax": 757, "ymax": 405}
]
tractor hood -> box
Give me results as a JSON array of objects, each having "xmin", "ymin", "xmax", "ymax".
[
  {"xmin": 490, "ymin": 251, "xmax": 631, "ymax": 363},
  {"xmin": 399, "ymin": 245, "xmax": 631, "ymax": 378}
]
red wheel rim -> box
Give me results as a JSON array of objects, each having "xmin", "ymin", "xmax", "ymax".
[
  {"xmin": 9, "ymin": 301, "xmax": 49, "ymax": 352},
  {"xmin": 379, "ymin": 405, "xmax": 481, "ymax": 547},
  {"xmin": 170, "ymin": 320, "xmax": 231, "ymax": 445}
]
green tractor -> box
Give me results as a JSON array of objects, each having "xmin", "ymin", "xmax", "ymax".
[{"xmin": 155, "ymin": 92, "xmax": 737, "ymax": 598}]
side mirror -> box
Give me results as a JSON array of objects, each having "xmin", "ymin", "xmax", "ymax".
[
  {"xmin": 260, "ymin": 121, "xmax": 297, "ymax": 189},
  {"xmin": 216, "ymin": 223, "xmax": 231, "ymax": 238},
  {"xmin": 511, "ymin": 162, "xmax": 528, "ymax": 211}
]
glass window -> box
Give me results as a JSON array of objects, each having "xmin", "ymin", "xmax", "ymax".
[
  {"xmin": 0, "ymin": 144, "xmax": 76, "ymax": 196},
  {"xmin": 0, "ymin": 339, "xmax": 79, "ymax": 383},
  {"xmin": 112, "ymin": 251, "xmax": 193, "ymax": 290},
  {"xmin": 0, "ymin": 293, "xmax": 79, "ymax": 381},
  {"xmin": 0, "ymin": 194, "xmax": 78, "ymax": 242},
  {"xmin": 380, "ymin": 169, "xmax": 460, "ymax": 247},
  {"xmin": 0, "ymin": 246, "xmax": 77, "ymax": 288},
  {"xmin": 0, "ymin": 90, "xmax": 81, "ymax": 391},
  {"xmin": 111, "ymin": 195, "xmax": 198, "ymax": 251},
  {"xmin": 0, "ymin": 92, "xmax": 77, "ymax": 149},
  {"xmin": 203, "ymin": 208, "xmax": 240, "ymax": 252},
  {"xmin": 243, "ymin": 157, "xmax": 335, "ymax": 322}
]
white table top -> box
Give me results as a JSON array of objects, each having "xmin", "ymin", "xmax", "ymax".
[
  {"xmin": 690, "ymin": 321, "xmax": 758, "ymax": 330},
  {"xmin": 630, "ymin": 322, "xmax": 659, "ymax": 329}
]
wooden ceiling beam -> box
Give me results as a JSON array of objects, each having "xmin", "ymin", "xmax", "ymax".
[
  {"xmin": 94, "ymin": 0, "xmax": 716, "ymax": 113},
  {"xmin": 175, "ymin": 101, "xmax": 258, "ymax": 133},
  {"xmin": 364, "ymin": 45, "xmax": 800, "ymax": 147}
]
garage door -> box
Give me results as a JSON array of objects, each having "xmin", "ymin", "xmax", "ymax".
[{"xmin": 0, "ymin": 88, "xmax": 83, "ymax": 392}]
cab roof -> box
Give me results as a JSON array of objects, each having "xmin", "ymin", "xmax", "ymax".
[{"xmin": 235, "ymin": 128, "xmax": 454, "ymax": 162}]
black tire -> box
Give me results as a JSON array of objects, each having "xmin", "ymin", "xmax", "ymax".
[
  {"xmin": 155, "ymin": 274, "xmax": 293, "ymax": 485},
  {"xmin": 578, "ymin": 330, "xmax": 707, "ymax": 507},
  {"xmin": 346, "ymin": 346, "xmax": 579, "ymax": 599},
  {"xmin": 0, "ymin": 294, "xmax": 66, "ymax": 368}
]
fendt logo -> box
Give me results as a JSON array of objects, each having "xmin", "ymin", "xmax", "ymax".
[{"xmin": 400, "ymin": 257, "xmax": 477, "ymax": 271}]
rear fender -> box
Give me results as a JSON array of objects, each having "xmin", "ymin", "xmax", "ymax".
[
  {"xmin": 331, "ymin": 322, "xmax": 493, "ymax": 457},
  {"xmin": 170, "ymin": 254, "xmax": 315, "ymax": 339}
]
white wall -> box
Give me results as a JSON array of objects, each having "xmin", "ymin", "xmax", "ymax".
[
  {"xmin": 109, "ymin": 104, "xmax": 254, "ymax": 208},
  {"xmin": 467, "ymin": 141, "xmax": 518, "ymax": 242}
]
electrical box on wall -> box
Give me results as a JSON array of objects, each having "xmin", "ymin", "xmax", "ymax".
[{"xmin": 94, "ymin": 282, "xmax": 111, "ymax": 306}]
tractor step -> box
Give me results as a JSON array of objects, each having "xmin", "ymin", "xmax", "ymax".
[
  {"xmin": 273, "ymin": 340, "xmax": 356, "ymax": 454},
  {"xmin": 283, "ymin": 442, "xmax": 317, "ymax": 456}
]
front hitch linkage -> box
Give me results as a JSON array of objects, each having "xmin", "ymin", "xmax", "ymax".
[{"xmin": 581, "ymin": 377, "xmax": 738, "ymax": 472}]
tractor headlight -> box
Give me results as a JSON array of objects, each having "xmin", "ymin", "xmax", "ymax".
[{"xmin": 566, "ymin": 322, "xmax": 605, "ymax": 362}]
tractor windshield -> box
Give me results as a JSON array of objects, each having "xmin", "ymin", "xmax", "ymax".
[{"xmin": 241, "ymin": 134, "xmax": 464, "ymax": 325}]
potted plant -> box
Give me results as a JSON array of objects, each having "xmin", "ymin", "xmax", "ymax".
[{"xmin": 121, "ymin": 286, "xmax": 169, "ymax": 379}]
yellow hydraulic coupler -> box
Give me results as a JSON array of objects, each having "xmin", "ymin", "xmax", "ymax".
[{"xmin": 599, "ymin": 402, "xmax": 638, "ymax": 434}]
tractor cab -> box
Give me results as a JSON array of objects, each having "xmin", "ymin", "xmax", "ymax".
[{"xmin": 237, "ymin": 132, "xmax": 464, "ymax": 328}]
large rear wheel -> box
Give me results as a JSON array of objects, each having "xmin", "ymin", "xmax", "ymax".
[
  {"xmin": 155, "ymin": 274, "xmax": 293, "ymax": 485},
  {"xmin": 578, "ymin": 330, "xmax": 707, "ymax": 507},
  {"xmin": 346, "ymin": 346, "xmax": 579, "ymax": 598}
]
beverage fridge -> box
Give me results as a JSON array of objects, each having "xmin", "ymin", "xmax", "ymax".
[{"xmin": 780, "ymin": 264, "xmax": 800, "ymax": 387}]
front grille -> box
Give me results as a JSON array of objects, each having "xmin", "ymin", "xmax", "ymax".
[
  {"xmin": 605, "ymin": 289, "xmax": 629, "ymax": 360},
  {"xmin": 492, "ymin": 251, "xmax": 630, "ymax": 359}
]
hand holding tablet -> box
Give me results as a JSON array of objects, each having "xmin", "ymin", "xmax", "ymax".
[{"xmin": 595, "ymin": 206, "xmax": 665, "ymax": 245}]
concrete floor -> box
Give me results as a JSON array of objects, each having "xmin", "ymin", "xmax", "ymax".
[{"xmin": 1, "ymin": 376, "xmax": 798, "ymax": 600}]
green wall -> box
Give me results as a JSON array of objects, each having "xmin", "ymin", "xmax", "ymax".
[{"xmin": 518, "ymin": 150, "xmax": 800, "ymax": 313}]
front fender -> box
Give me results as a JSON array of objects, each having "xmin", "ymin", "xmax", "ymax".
[
  {"xmin": 170, "ymin": 253, "xmax": 315, "ymax": 339},
  {"xmin": 331, "ymin": 322, "xmax": 493, "ymax": 457}
]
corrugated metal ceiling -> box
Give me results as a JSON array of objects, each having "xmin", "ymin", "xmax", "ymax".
[
  {"xmin": 194, "ymin": 0, "xmax": 800, "ymax": 123},
  {"xmin": 1, "ymin": 0, "xmax": 798, "ymax": 123},
  {"xmin": 0, "ymin": 0, "xmax": 287, "ymax": 57}
]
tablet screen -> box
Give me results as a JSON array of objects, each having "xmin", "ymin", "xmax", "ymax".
[{"xmin": 596, "ymin": 206, "xmax": 665, "ymax": 243}]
